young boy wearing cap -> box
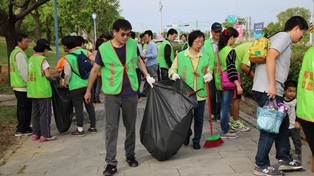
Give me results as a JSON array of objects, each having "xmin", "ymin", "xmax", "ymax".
[{"xmin": 27, "ymin": 39, "xmax": 56, "ymax": 142}]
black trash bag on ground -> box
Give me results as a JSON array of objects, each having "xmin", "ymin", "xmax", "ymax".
[
  {"xmin": 140, "ymin": 79, "xmax": 199, "ymax": 161},
  {"xmin": 51, "ymin": 79, "xmax": 73, "ymax": 133}
]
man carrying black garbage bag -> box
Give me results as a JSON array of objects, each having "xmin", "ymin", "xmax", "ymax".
[{"xmin": 84, "ymin": 19, "xmax": 155, "ymax": 176}]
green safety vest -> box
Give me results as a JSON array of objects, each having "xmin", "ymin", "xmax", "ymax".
[
  {"xmin": 27, "ymin": 55, "xmax": 52, "ymax": 98},
  {"xmin": 177, "ymin": 51, "xmax": 209, "ymax": 98},
  {"xmin": 99, "ymin": 39, "xmax": 138, "ymax": 95},
  {"xmin": 296, "ymin": 46, "xmax": 314, "ymax": 122},
  {"xmin": 214, "ymin": 46, "xmax": 233, "ymax": 91},
  {"xmin": 157, "ymin": 40, "xmax": 174, "ymax": 69},
  {"xmin": 181, "ymin": 41, "xmax": 189, "ymax": 50},
  {"xmin": 10, "ymin": 48, "xmax": 28, "ymax": 88},
  {"xmin": 65, "ymin": 48, "xmax": 89, "ymax": 91},
  {"xmin": 202, "ymin": 39, "xmax": 216, "ymax": 71}
]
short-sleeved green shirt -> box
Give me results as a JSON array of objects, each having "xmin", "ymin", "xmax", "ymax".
[{"xmin": 234, "ymin": 42, "xmax": 252, "ymax": 72}]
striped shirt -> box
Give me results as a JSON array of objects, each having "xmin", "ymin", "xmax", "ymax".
[{"xmin": 226, "ymin": 49, "xmax": 238, "ymax": 82}]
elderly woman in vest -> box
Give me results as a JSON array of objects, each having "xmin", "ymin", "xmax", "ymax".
[
  {"xmin": 168, "ymin": 30, "xmax": 212, "ymax": 150},
  {"xmin": 27, "ymin": 39, "xmax": 56, "ymax": 142}
]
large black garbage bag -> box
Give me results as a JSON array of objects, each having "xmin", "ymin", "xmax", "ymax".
[
  {"xmin": 140, "ymin": 79, "xmax": 199, "ymax": 161},
  {"xmin": 51, "ymin": 80, "xmax": 73, "ymax": 133}
]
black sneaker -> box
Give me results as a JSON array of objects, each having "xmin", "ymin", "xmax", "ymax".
[
  {"xmin": 88, "ymin": 128, "xmax": 97, "ymax": 134},
  {"xmin": 183, "ymin": 137, "xmax": 189, "ymax": 146},
  {"xmin": 22, "ymin": 130, "xmax": 32, "ymax": 136},
  {"xmin": 15, "ymin": 132, "xmax": 23, "ymax": 137},
  {"xmin": 193, "ymin": 142, "xmax": 201, "ymax": 150},
  {"xmin": 103, "ymin": 164, "xmax": 117, "ymax": 176},
  {"xmin": 71, "ymin": 129, "xmax": 86, "ymax": 137},
  {"xmin": 253, "ymin": 165, "xmax": 283, "ymax": 175},
  {"xmin": 278, "ymin": 159, "xmax": 302, "ymax": 170},
  {"xmin": 126, "ymin": 156, "xmax": 139, "ymax": 167}
]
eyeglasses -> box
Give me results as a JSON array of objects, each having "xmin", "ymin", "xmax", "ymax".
[
  {"xmin": 121, "ymin": 32, "xmax": 131, "ymax": 37},
  {"xmin": 193, "ymin": 40, "xmax": 204, "ymax": 44},
  {"xmin": 213, "ymin": 30, "xmax": 222, "ymax": 33}
]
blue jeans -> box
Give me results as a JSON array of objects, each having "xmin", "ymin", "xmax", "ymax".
[
  {"xmin": 187, "ymin": 100, "xmax": 206, "ymax": 143},
  {"xmin": 252, "ymin": 91, "xmax": 292, "ymax": 168},
  {"xmin": 220, "ymin": 90, "xmax": 234, "ymax": 134}
]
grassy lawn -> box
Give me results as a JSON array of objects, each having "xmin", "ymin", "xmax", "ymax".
[{"xmin": 0, "ymin": 106, "xmax": 18, "ymax": 166}]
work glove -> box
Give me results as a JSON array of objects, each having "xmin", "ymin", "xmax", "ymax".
[
  {"xmin": 171, "ymin": 73, "xmax": 181, "ymax": 81},
  {"xmin": 203, "ymin": 73, "xmax": 213, "ymax": 83},
  {"xmin": 146, "ymin": 74, "xmax": 155, "ymax": 88}
]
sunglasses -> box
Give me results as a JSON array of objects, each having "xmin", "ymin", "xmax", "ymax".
[
  {"xmin": 121, "ymin": 32, "xmax": 131, "ymax": 37},
  {"xmin": 213, "ymin": 30, "xmax": 222, "ymax": 33}
]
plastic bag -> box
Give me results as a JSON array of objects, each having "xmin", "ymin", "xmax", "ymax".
[
  {"xmin": 256, "ymin": 99, "xmax": 286, "ymax": 134},
  {"xmin": 140, "ymin": 79, "xmax": 199, "ymax": 161},
  {"xmin": 51, "ymin": 80, "xmax": 73, "ymax": 133}
]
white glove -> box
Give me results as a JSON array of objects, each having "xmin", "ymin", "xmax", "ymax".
[
  {"xmin": 171, "ymin": 73, "xmax": 181, "ymax": 81},
  {"xmin": 203, "ymin": 73, "xmax": 213, "ymax": 83},
  {"xmin": 146, "ymin": 74, "xmax": 155, "ymax": 88}
]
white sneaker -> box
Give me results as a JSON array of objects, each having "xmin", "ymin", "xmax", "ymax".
[{"xmin": 233, "ymin": 121, "xmax": 250, "ymax": 132}]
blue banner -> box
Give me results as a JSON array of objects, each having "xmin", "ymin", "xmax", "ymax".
[{"xmin": 254, "ymin": 22, "xmax": 264, "ymax": 39}]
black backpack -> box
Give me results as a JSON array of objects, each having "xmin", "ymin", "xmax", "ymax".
[{"xmin": 68, "ymin": 51, "xmax": 92, "ymax": 79}]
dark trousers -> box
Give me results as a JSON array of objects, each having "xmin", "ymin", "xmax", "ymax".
[
  {"xmin": 209, "ymin": 79, "xmax": 221, "ymax": 120},
  {"xmin": 70, "ymin": 87, "xmax": 96, "ymax": 128},
  {"xmin": 104, "ymin": 95, "xmax": 138, "ymax": 166},
  {"xmin": 31, "ymin": 98, "xmax": 52, "ymax": 138},
  {"xmin": 289, "ymin": 128, "xmax": 302, "ymax": 156},
  {"xmin": 187, "ymin": 100, "xmax": 206, "ymax": 143},
  {"xmin": 299, "ymin": 119, "xmax": 314, "ymax": 156},
  {"xmin": 160, "ymin": 68, "xmax": 169, "ymax": 81},
  {"xmin": 14, "ymin": 90, "xmax": 32, "ymax": 132},
  {"xmin": 136, "ymin": 68, "xmax": 142, "ymax": 97}
]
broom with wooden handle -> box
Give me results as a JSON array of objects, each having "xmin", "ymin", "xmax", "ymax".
[{"xmin": 203, "ymin": 82, "xmax": 224, "ymax": 148}]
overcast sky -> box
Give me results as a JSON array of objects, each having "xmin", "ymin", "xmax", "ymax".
[{"xmin": 119, "ymin": 0, "xmax": 312, "ymax": 33}]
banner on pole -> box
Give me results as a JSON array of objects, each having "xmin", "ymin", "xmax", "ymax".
[{"xmin": 253, "ymin": 22, "xmax": 264, "ymax": 39}]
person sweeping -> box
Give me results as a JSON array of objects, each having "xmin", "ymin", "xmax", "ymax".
[{"xmin": 168, "ymin": 30, "xmax": 212, "ymax": 150}]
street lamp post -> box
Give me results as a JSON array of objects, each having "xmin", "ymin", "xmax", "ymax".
[
  {"xmin": 92, "ymin": 12, "xmax": 97, "ymax": 46},
  {"xmin": 159, "ymin": 0, "xmax": 163, "ymax": 35}
]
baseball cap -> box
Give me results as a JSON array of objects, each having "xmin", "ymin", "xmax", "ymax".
[
  {"xmin": 211, "ymin": 22, "xmax": 222, "ymax": 31},
  {"xmin": 36, "ymin": 39, "xmax": 52, "ymax": 51}
]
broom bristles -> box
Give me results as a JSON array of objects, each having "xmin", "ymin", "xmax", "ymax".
[{"xmin": 203, "ymin": 138, "xmax": 224, "ymax": 148}]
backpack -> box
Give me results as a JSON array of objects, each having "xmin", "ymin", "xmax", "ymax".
[
  {"xmin": 68, "ymin": 51, "xmax": 92, "ymax": 79},
  {"xmin": 248, "ymin": 37, "xmax": 270, "ymax": 64}
]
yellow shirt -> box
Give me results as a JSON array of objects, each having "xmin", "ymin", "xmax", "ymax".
[{"xmin": 169, "ymin": 49, "xmax": 211, "ymax": 101}]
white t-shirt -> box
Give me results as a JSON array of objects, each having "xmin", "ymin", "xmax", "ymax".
[{"xmin": 284, "ymin": 98, "xmax": 297, "ymax": 129}]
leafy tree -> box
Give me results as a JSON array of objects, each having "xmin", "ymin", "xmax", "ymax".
[
  {"xmin": 263, "ymin": 7, "xmax": 310, "ymax": 40},
  {"xmin": 222, "ymin": 16, "xmax": 246, "ymax": 28},
  {"xmin": 0, "ymin": 0, "xmax": 49, "ymax": 82}
]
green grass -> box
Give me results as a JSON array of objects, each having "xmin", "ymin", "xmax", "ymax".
[{"xmin": 0, "ymin": 106, "xmax": 18, "ymax": 164}]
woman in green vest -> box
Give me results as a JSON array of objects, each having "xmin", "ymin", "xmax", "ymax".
[
  {"xmin": 169, "ymin": 30, "xmax": 212, "ymax": 150},
  {"xmin": 27, "ymin": 39, "xmax": 56, "ymax": 142},
  {"xmin": 214, "ymin": 28, "xmax": 242, "ymax": 139},
  {"xmin": 297, "ymin": 46, "xmax": 314, "ymax": 165}
]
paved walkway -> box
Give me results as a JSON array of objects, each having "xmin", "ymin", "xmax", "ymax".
[{"xmin": 0, "ymin": 96, "xmax": 313, "ymax": 176}]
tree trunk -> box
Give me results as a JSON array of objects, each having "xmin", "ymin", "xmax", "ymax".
[
  {"xmin": 3, "ymin": 19, "xmax": 17, "ymax": 84},
  {"xmin": 46, "ymin": 21, "xmax": 52, "ymax": 43},
  {"xmin": 31, "ymin": 10, "xmax": 41, "ymax": 41}
]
